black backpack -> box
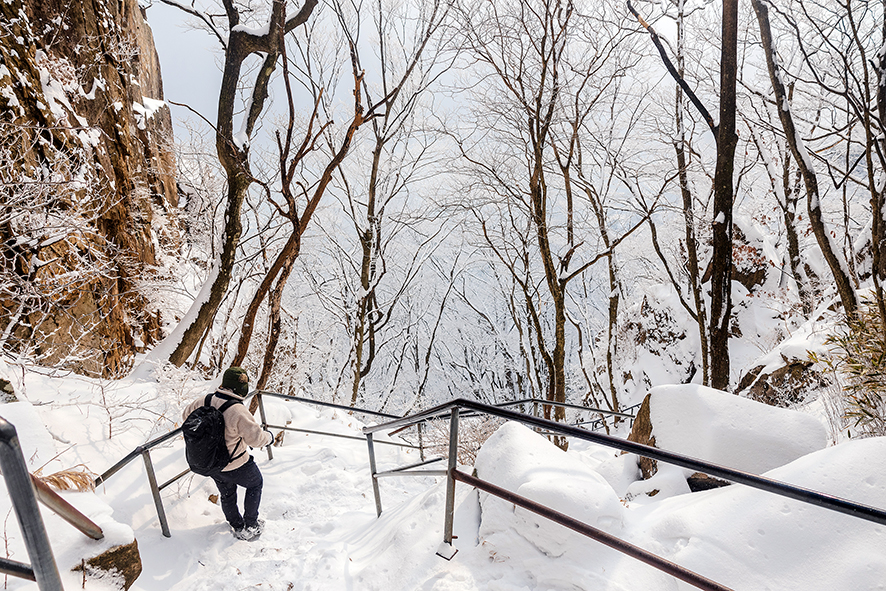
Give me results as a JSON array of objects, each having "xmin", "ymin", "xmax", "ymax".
[{"xmin": 182, "ymin": 393, "xmax": 244, "ymax": 476}]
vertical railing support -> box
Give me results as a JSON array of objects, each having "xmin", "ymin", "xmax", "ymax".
[
  {"xmin": 0, "ymin": 417, "xmax": 63, "ymax": 590},
  {"xmin": 255, "ymin": 393, "xmax": 273, "ymax": 461},
  {"xmin": 366, "ymin": 433, "xmax": 383, "ymax": 517},
  {"xmin": 142, "ymin": 449, "xmax": 171, "ymax": 538},
  {"xmin": 437, "ymin": 407, "xmax": 459, "ymax": 560}
]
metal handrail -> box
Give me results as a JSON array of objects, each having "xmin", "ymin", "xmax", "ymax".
[
  {"xmin": 90, "ymin": 392, "xmax": 638, "ymax": 539},
  {"xmin": 495, "ymin": 398, "xmax": 637, "ymax": 419},
  {"xmin": 94, "ymin": 427, "xmax": 183, "ymax": 487},
  {"xmin": 0, "ymin": 416, "xmax": 63, "ymax": 590},
  {"xmin": 453, "ymin": 468, "xmax": 730, "ymax": 591},
  {"xmin": 252, "ymin": 391, "xmax": 422, "ymax": 463},
  {"xmin": 30, "ymin": 474, "xmax": 104, "ymax": 540},
  {"xmin": 364, "ymin": 398, "xmax": 886, "ymax": 526},
  {"xmin": 363, "ymin": 398, "xmax": 886, "ymax": 591},
  {"xmin": 255, "ymin": 390, "xmax": 401, "ymax": 419},
  {"xmin": 370, "ymin": 397, "xmax": 638, "ymax": 431},
  {"xmin": 92, "ymin": 390, "xmax": 413, "ymax": 537}
]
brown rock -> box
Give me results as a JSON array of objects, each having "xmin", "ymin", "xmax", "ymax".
[
  {"xmin": 702, "ymin": 225, "xmax": 769, "ymax": 294},
  {"xmin": 0, "ymin": 0, "xmax": 179, "ymax": 376},
  {"xmin": 627, "ymin": 393, "xmax": 735, "ymax": 489},
  {"xmin": 72, "ymin": 540, "xmax": 142, "ymax": 591},
  {"xmin": 626, "ymin": 394, "xmax": 658, "ymax": 479},
  {"xmin": 686, "ymin": 472, "xmax": 731, "ymax": 492},
  {"xmin": 737, "ymin": 357, "xmax": 825, "ymax": 407},
  {"xmin": 0, "ymin": 379, "xmax": 16, "ymax": 402}
]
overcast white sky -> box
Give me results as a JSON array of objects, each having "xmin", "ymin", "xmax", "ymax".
[{"xmin": 145, "ymin": 3, "xmax": 224, "ymax": 132}]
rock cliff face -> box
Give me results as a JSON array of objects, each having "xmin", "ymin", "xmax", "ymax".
[{"xmin": 0, "ymin": 0, "xmax": 178, "ymax": 375}]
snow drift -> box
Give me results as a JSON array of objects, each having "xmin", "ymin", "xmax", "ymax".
[{"xmin": 640, "ymin": 384, "xmax": 828, "ymax": 474}]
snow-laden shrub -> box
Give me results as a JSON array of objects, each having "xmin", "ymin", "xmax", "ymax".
[{"xmin": 811, "ymin": 302, "xmax": 886, "ymax": 437}]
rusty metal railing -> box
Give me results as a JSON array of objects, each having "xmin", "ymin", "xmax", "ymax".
[
  {"xmin": 0, "ymin": 416, "xmax": 63, "ymax": 590},
  {"xmin": 93, "ymin": 390, "xmax": 419, "ymax": 537},
  {"xmin": 91, "ymin": 391, "xmax": 638, "ymax": 539},
  {"xmin": 363, "ymin": 398, "xmax": 886, "ymax": 591},
  {"xmin": 252, "ymin": 391, "xmax": 421, "ymax": 462}
]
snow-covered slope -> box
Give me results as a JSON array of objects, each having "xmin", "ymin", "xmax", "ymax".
[{"xmin": 0, "ymin": 365, "xmax": 884, "ymax": 590}]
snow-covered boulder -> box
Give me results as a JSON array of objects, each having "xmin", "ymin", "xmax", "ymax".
[
  {"xmin": 610, "ymin": 437, "xmax": 886, "ymax": 590},
  {"xmin": 55, "ymin": 494, "xmax": 143, "ymax": 589},
  {"xmin": 628, "ymin": 384, "xmax": 827, "ymax": 481},
  {"xmin": 474, "ymin": 422, "xmax": 624, "ymax": 558}
]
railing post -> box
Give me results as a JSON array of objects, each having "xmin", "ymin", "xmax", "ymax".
[
  {"xmin": 256, "ymin": 393, "xmax": 273, "ymax": 461},
  {"xmin": 438, "ymin": 406, "xmax": 459, "ymax": 560},
  {"xmin": 142, "ymin": 449, "xmax": 171, "ymax": 538},
  {"xmin": 0, "ymin": 417, "xmax": 63, "ymax": 590},
  {"xmin": 366, "ymin": 433, "xmax": 383, "ymax": 517}
]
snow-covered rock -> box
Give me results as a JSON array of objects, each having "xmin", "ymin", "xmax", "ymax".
[
  {"xmin": 474, "ymin": 422, "xmax": 624, "ymax": 558},
  {"xmin": 629, "ymin": 384, "xmax": 828, "ymax": 480},
  {"xmin": 612, "ymin": 436, "xmax": 886, "ymax": 590}
]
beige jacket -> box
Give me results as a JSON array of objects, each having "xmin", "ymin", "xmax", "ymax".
[{"xmin": 182, "ymin": 387, "xmax": 273, "ymax": 472}]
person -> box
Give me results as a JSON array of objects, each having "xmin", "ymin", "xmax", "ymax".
[{"xmin": 182, "ymin": 366, "xmax": 273, "ymax": 540}]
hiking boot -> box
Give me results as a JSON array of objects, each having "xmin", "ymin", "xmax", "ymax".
[{"xmin": 242, "ymin": 519, "xmax": 265, "ymax": 540}]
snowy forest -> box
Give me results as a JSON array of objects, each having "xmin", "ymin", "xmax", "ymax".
[
  {"xmin": 4, "ymin": 0, "xmax": 886, "ymax": 432},
  {"xmin": 1, "ymin": 0, "xmax": 886, "ymax": 589}
]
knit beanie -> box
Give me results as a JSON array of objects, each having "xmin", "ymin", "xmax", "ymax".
[{"xmin": 221, "ymin": 366, "xmax": 249, "ymax": 397}]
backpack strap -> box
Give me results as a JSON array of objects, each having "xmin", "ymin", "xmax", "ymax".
[
  {"xmin": 210, "ymin": 391, "xmax": 243, "ymax": 411},
  {"xmin": 218, "ymin": 399, "xmax": 240, "ymax": 413},
  {"xmin": 208, "ymin": 392, "xmax": 246, "ymax": 463}
]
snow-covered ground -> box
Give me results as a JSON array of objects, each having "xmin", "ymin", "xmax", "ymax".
[{"xmin": 0, "ymin": 363, "xmax": 885, "ymax": 590}]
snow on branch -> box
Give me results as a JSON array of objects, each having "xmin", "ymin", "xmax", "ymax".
[
  {"xmin": 157, "ymin": 0, "xmax": 229, "ymax": 49},
  {"xmin": 626, "ymin": 0, "xmax": 718, "ymax": 140}
]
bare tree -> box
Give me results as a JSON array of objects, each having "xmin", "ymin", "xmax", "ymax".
[
  {"xmin": 227, "ymin": 0, "xmax": 449, "ymax": 399},
  {"xmin": 745, "ymin": 111, "xmax": 815, "ymax": 315},
  {"xmin": 628, "ymin": 0, "xmax": 737, "ymax": 390},
  {"xmin": 555, "ymin": 73, "xmax": 649, "ymax": 416},
  {"xmin": 751, "ymin": 0, "xmax": 859, "ymax": 319},
  {"xmin": 328, "ymin": 0, "xmax": 452, "ymax": 407},
  {"xmin": 455, "ymin": 0, "xmax": 647, "ymax": 444},
  {"xmin": 672, "ymin": 0, "xmax": 711, "ymax": 385},
  {"xmin": 152, "ymin": 0, "xmax": 320, "ymax": 367},
  {"xmin": 707, "ymin": 0, "xmax": 739, "ymax": 391},
  {"xmin": 230, "ymin": 20, "xmax": 368, "ymax": 391}
]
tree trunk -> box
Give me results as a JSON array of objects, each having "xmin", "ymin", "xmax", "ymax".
[
  {"xmin": 167, "ymin": 0, "xmax": 318, "ymax": 366},
  {"xmin": 232, "ymin": 233, "xmax": 301, "ymax": 366},
  {"xmin": 751, "ymin": 0, "xmax": 858, "ymax": 317},
  {"xmin": 674, "ymin": 3, "xmax": 709, "ymax": 385},
  {"xmin": 584, "ymin": 181, "xmax": 620, "ymax": 414},
  {"xmin": 350, "ymin": 143, "xmax": 384, "ymax": 406},
  {"xmin": 256, "ymin": 254, "xmax": 297, "ymax": 391},
  {"xmin": 871, "ymin": 12, "xmax": 886, "ymax": 333},
  {"xmin": 530, "ymin": 153, "xmax": 568, "ymax": 447},
  {"xmin": 708, "ymin": 0, "xmax": 739, "ymax": 391}
]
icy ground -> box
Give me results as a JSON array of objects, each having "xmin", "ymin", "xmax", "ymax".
[{"xmin": 1, "ymin": 365, "xmax": 885, "ymax": 590}]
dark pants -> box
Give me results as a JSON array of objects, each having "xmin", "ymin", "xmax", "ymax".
[{"xmin": 210, "ymin": 457, "xmax": 263, "ymax": 530}]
